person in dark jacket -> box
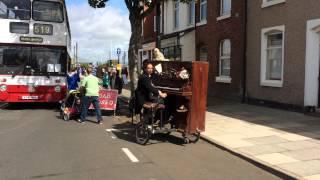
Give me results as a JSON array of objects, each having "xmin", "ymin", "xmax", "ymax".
[
  {"xmin": 110, "ymin": 69, "xmax": 123, "ymax": 94},
  {"xmin": 135, "ymin": 61, "xmax": 167, "ymax": 113}
]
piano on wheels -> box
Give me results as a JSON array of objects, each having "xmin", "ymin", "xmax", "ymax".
[{"xmin": 150, "ymin": 60, "xmax": 209, "ymax": 143}]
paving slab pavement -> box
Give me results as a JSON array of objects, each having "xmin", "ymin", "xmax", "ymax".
[
  {"xmin": 203, "ymin": 102, "xmax": 320, "ymax": 179},
  {"xmin": 121, "ymin": 89, "xmax": 320, "ymax": 179}
]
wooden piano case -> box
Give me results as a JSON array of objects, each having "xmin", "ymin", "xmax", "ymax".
[{"xmin": 151, "ymin": 61, "xmax": 209, "ymax": 135}]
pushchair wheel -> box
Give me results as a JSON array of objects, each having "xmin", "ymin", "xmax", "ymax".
[{"xmin": 63, "ymin": 113, "xmax": 70, "ymax": 121}]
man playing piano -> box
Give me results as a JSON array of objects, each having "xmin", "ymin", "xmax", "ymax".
[{"xmin": 135, "ymin": 61, "xmax": 167, "ymax": 113}]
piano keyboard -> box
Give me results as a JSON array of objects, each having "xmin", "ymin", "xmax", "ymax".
[{"xmin": 154, "ymin": 86, "xmax": 180, "ymax": 91}]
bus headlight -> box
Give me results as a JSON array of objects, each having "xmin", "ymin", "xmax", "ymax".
[
  {"xmin": 54, "ymin": 86, "xmax": 61, "ymax": 92},
  {"xmin": 0, "ymin": 85, "xmax": 7, "ymax": 92}
]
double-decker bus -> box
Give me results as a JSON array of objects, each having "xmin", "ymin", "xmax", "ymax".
[{"xmin": 0, "ymin": 0, "xmax": 71, "ymax": 103}]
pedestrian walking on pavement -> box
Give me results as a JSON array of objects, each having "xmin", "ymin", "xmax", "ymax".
[{"xmin": 79, "ymin": 67, "xmax": 103, "ymax": 124}]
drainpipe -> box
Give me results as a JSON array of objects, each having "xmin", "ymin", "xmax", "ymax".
[
  {"xmin": 156, "ymin": 1, "xmax": 161, "ymax": 49},
  {"xmin": 242, "ymin": 0, "xmax": 248, "ymax": 103}
]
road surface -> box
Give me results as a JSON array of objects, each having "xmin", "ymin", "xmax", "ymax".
[{"xmin": 0, "ymin": 104, "xmax": 283, "ymax": 180}]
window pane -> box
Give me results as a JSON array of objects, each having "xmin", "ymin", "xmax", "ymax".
[
  {"xmin": 200, "ymin": 0, "xmax": 207, "ymax": 21},
  {"xmin": 199, "ymin": 46, "xmax": 208, "ymax": 61},
  {"xmin": 174, "ymin": 1, "xmax": 179, "ymax": 28},
  {"xmin": 188, "ymin": 0, "xmax": 195, "ymax": 24},
  {"xmin": 221, "ymin": 58, "xmax": 230, "ymax": 76},
  {"xmin": 221, "ymin": 0, "xmax": 231, "ymax": 16},
  {"xmin": 221, "ymin": 39, "xmax": 231, "ymax": 56},
  {"xmin": 266, "ymin": 48, "xmax": 282, "ymax": 80},
  {"xmin": 33, "ymin": 1, "xmax": 63, "ymax": 23},
  {"xmin": 267, "ymin": 33, "xmax": 282, "ymax": 47},
  {"xmin": 0, "ymin": 0, "xmax": 30, "ymax": 20},
  {"xmin": 266, "ymin": 32, "xmax": 283, "ymax": 80}
]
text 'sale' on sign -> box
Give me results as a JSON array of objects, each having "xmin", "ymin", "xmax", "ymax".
[{"xmin": 89, "ymin": 89, "xmax": 118, "ymax": 111}]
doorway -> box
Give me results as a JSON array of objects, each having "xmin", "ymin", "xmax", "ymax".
[{"xmin": 304, "ymin": 19, "xmax": 320, "ymax": 108}]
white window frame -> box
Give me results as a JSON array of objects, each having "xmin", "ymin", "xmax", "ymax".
[
  {"xmin": 173, "ymin": 1, "xmax": 179, "ymax": 30},
  {"xmin": 260, "ymin": 25, "xmax": 285, "ymax": 87},
  {"xmin": 187, "ymin": 0, "xmax": 195, "ymax": 25},
  {"xmin": 216, "ymin": 39, "xmax": 232, "ymax": 83},
  {"xmin": 262, "ymin": 0, "xmax": 286, "ymax": 8},
  {"xmin": 217, "ymin": 0, "xmax": 231, "ymax": 21}
]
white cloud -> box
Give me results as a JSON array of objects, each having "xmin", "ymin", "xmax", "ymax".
[{"xmin": 67, "ymin": 3, "xmax": 130, "ymax": 63}]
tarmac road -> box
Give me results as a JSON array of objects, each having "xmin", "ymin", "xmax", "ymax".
[{"xmin": 0, "ymin": 104, "xmax": 283, "ymax": 180}]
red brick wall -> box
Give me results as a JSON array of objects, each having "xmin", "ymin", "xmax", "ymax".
[{"xmin": 196, "ymin": 0, "xmax": 246, "ymax": 100}]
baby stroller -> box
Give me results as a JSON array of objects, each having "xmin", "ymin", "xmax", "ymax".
[{"xmin": 60, "ymin": 90, "xmax": 82, "ymax": 121}]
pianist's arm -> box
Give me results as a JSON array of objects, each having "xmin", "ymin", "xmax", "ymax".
[{"xmin": 141, "ymin": 75, "xmax": 159, "ymax": 97}]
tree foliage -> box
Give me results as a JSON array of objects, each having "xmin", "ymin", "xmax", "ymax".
[
  {"xmin": 87, "ymin": 0, "xmax": 191, "ymax": 94},
  {"xmin": 88, "ymin": 0, "xmax": 191, "ymax": 18}
]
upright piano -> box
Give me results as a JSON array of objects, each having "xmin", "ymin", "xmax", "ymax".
[{"xmin": 150, "ymin": 61, "xmax": 209, "ymax": 136}]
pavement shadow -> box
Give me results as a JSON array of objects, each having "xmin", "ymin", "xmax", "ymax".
[
  {"xmin": 206, "ymin": 97, "xmax": 320, "ymax": 140},
  {"xmin": 111, "ymin": 121, "xmax": 186, "ymax": 146}
]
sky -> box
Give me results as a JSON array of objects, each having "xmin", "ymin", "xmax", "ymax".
[{"xmin": 65, "ymin": 0, "xmax": 130, "ymax": 63}]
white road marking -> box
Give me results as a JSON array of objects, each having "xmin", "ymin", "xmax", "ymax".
[
  {"xmin": 106, "ymin": 128, "xmax": 133, "ymax": 132},
  {"xmin": 105, "ymin": 128, "xmax": 121, "ymax": 132},
  {"xmin": 122, "ymin": 148, "xmax": 139, "ymax": 163}
]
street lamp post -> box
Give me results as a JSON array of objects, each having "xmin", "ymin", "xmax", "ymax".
[{"xmin": 116, "ymin": 48, "xmax": 121, "ymax": 64}]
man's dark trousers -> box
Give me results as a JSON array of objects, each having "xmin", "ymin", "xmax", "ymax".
[{"xmin": 80, "ymin": 96, "xmax": 103, "ymax": 123}]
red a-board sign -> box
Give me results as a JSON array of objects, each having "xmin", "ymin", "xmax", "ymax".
[{"xmin": 89, "ymin": 89, "xmax": 118, "ymax": 110}]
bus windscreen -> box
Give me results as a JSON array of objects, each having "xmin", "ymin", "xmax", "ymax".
[
  {"xmin": 32, "ymin": 1, "xmax": 64, "ymax": 23},
  {"xmin": 0, "ymin": 46, "xmax": 30, "ymax": 75},
  {"xmin": 0, "ymin": 46, "xmax": 67, "ymax": 76},
  {"xmin": 0, "ymin": 0, "xmax": 31, "ymax": 20}
]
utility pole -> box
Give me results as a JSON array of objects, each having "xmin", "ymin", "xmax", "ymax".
[
  {"xmin": 73, "ymin": 44, "xmax": 76, "ymax": 64},
  {"xmin": 75, "ymin": 42, "xmax": 78, "ymax": 64}
]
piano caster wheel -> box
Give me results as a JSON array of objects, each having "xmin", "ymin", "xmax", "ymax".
[
  {"xmin": 184, "ymin": 138, "xmax": 190, "ymax": 144},
  {"xmin": 189, "ymin": 133, "xmax": 200, "ymax": 143}
]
